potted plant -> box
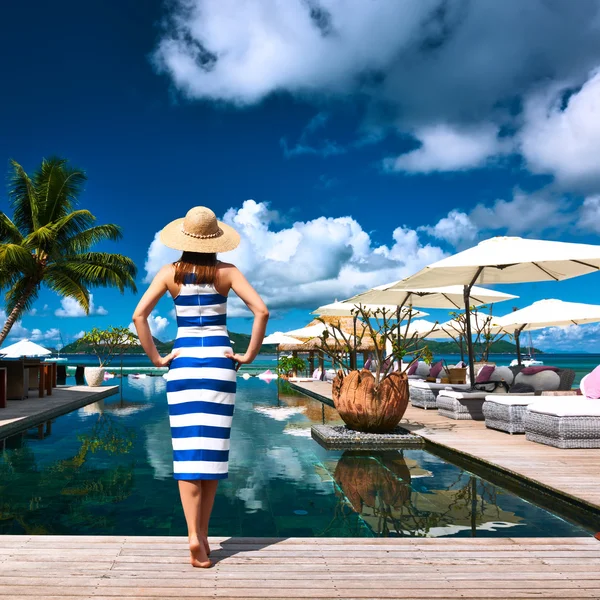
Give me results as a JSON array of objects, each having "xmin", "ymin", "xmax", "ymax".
[
  {"xmin": 277, "ymin": 355, "xmax": 307, "ymax": 379},
  {"xmin": 317, "ymin": 306, "xmax": 435, "ymax": 433},
  {"xmin": 79, "ymin": 327, "xmax": 137, "ymax": 386}
]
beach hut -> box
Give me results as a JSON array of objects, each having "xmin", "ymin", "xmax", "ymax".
[{"xmin": 396, "ymin": 236, "xmax": 600, "ymax": 385}]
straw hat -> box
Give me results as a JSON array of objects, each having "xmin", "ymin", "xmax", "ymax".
[{"xmin": 160, "ymin": 207, "xmax": 240, "ymax": 253}]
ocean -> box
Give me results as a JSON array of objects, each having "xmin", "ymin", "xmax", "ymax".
[{"xmin": 59, "ymin": 352, "xmax": 599, "ymax": 384}]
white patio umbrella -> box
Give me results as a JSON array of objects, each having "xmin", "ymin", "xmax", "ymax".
[
  {"xmin": 397, "ymin": 236, "xmax": 600, "ymax": 384},
  {"xmin": 490, "ymin": 299, "xmax": 600, "ymax": 364},
  {"xmin": 0, "ymin": 339, "xmax": 52, "ymax": 357},
  {"xmin": 262, "ymin": 332, "xmax": 302, "ymax": 346},
  {"xmin": 344, "ymin": 284, "xmax": 517, "ymax": 309},
  {"xmin": 312, "ymin": 300, "xmax": 428, "ymax": 319}
]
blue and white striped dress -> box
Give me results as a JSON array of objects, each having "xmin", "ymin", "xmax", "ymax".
[{"xmin": 166, "ymin": 281, "xmax": 237, "ymax": 480}]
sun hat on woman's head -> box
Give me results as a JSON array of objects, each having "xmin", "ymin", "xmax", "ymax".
[{"xmin": 159, "ymin": 206, "xmax": 240, "ymax": 253}]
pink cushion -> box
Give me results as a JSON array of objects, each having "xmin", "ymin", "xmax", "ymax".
[
  {"xmin": 476, "ymin": 365, "xmax": 495, "ymax": 384},
  {"xmin": 582, "ymin": 366, "xmax": 600, "ymax": 399},
  {"xmin": 429, "ymin": 361, "xmax": 444, "ymax": 378},
  {"xmin": 364, "ymin": 357, "xmax": 372, "ymax": 370},
  {"xmin": 521, "ymin": 366, "xmax": 559, "ymax": 375},
  {"xmin": 407, "ymin": 361, "xmax": 418, "ymax": 376}
]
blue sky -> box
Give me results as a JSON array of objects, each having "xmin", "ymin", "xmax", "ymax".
[{"xmin": 2, "ymin": 0, "xmax": 600, "ymax": 352}]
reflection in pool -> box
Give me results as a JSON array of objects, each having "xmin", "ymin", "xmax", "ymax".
[{"xmin": 0, "ymin": 377, "xmax": 590, "ymax": 537}]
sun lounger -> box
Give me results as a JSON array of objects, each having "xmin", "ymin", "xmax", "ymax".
[
  {"xmin": 409, "ymin": 380, "xmax": 470, "ymax": 409},
  {"xmin": 524, "ymin": 398, "xmax": 600, "ymax": 448}
]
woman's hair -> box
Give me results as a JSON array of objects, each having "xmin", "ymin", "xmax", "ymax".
[{"xmin": 173, "ymin": 251, "xmax": 217, "ymax": 285}]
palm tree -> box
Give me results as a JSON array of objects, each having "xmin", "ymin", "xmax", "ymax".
[{"xmin": 0, "ymin": 157, "xmax": 137, "ymax": 345}]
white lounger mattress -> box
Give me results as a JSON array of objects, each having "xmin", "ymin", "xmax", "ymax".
[{"xmin": 527, "ymin": 398, "xmax": 600, "ymax": 417}]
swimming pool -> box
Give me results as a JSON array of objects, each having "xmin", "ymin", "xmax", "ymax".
[{"xmin": 0, "ymin": 377, "xmax": 591, "ymax": 538}]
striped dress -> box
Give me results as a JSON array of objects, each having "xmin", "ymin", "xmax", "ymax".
[{"xmin": 166, "ymin": 281, "xmax": 237, "ymax": 480}]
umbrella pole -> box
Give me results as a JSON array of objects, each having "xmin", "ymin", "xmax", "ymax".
[
  {"xmin": 515, "ymin": 325, "xmax": 525, "ymax": 366},
  {"xmin": 464, "ymin": 268, "xmax": 483, "ymax": 387}
]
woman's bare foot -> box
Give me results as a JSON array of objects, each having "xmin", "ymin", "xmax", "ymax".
[
  {"xmin": 201, "ymin": 534, "xmax": 211, "ymax": 556},
  {"xmin": 189, "ymin": 534, "xmax": 211, "ymax": 568}
]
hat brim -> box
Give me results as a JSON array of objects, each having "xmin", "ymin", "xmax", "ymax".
[{"xmin": 159, "ymin": 218, "xmax": 240, "ymax": 253}]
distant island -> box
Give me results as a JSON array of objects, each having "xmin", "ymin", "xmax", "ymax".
[{"xmin": 60, "ymin": 333, "xmax": 539, "ymax": 357}]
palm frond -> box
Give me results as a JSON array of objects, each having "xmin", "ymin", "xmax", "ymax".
[
  {"xmin": 64, "ymin": 224, "xmax": 123, "ymax": 253},
  {"xmin": 44, "ymin": 264, "xmax": 90, "ymax": 313},
  {"xmin": 9, "ymin": 159, "xmax": 38, "ymax": 233},
  {"xmin": 35, "ymin": 157, "xmax": 87, "ymax": 224},
  {"xmin": 0, "ymin": 244, "xmax": 37, "ymax": 276},
  {"xmin": 4, "ymin": 277, "xmax": 40, "ymax": 316},
  {"xmin": 63, "ymin": 252, "xmax": 138, "ymax": 293},
  {"xmin": 51, "ymin": 209, "xmax": 96, "ymax": 244},
  {"xmin": 0, "ymin": 213, "xmax": 23, "ymax": 244}
]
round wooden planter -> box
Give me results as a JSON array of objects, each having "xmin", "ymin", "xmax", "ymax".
[{"xmin": 331, "ymin": 369, "xmax": 409, "ymax": 433}]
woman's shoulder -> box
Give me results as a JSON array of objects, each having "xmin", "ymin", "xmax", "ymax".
[{"xmin": 216, "ymin": 260, "xmax": 238, "ymax": 274}]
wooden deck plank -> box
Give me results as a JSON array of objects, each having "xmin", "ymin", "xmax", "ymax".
[
  {"xmin": 291, "ymin": 381, "xmax": 600, "ymax": 514},
  {"xmin": 0, "ymin": 385, "xmax": 118, "ymax": 439},
  {"xmin": 1, "ymin": 536, "xmax": 598, "ymax": 599}
]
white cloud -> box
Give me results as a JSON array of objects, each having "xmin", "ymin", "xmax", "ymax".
[
  {"xmin": 0, "ymin": 310, "xmax": 30, "ymax": 340},
  {"xmin": 73, "ymin": 330, "xmax": 86, "ymax": 340},
  {"xmin": 154, "ymin": 0, "xmax": 600, "ymax": 183},
  {"xmin": 419, "ymin": 209, "xmax": 478, "ymax": 247},
  {"xmin": 521, "ymin": 70, "xmax": 600, "ymax": 189},
  {"xmin": 578, "ymin": 195, "xmax": 600, "ymax": 233},
  {"xmin": 532, "ymin": 323, "xmax": 600, "ymax": 352},
  {"xmin": 30, "ymin": 328, "xmax": 61, "ymax": 342},
  {"xmin": 143, "ymin": 199, "xmax": 446, "ymax": 313},
  {"xmin": 144, "ymin": 232, "xmax": 181, "ymax": 283},
  {"xmin": 129, "ymin": 312, "xmax": 170, "ymax": 340},
  {"xmin": 389, "ymin": 124, "xmax": 506, "ymax": 173},
  {"xmin": 55, "ymin": 294, "xmax": 108, "ymax": 317}
]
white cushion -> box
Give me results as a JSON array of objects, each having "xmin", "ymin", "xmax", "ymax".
[
  {"xmin": 410, "ymin": 380, "xmax": 469, "ymax": 391},
  {"xmin": 415, "ymin": 362, "xmax": 430, "ymax": 377},
  {"xmin": 440, "ymin": 390, "xmax": 488, "ymax": 400},
  {"xmin": 515, "ymin": 370, "xmax": 560, "ymax": 391},
  {"xmin": 487, "ymin": 366, "xmax": 515, "ymax": 385},
  {"xmin": 484, "ymin": 394, "xmax": 535, "ymax": 406},
  {"xmin": 527, "ymin": 398, "xmax": 600, "ymax": 417}
]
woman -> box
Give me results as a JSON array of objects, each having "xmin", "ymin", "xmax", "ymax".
[{"xmin": 132, "ymin": 206, "xmax": 269, "ymax": 568}]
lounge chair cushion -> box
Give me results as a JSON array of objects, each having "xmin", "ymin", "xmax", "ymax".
[
  {"xmin": 410, "ymin": 380, "xmax": 469, "ymax": 391},
  {"xmin": 440, "ymin": 389, "xmax": 488, "ymax": 400},
  {"xmin": 514, "ymin": 370, "xmax": 560, "ymax": 392},
  {"xmin": 407, "ymin": 361, "xmax": 418, "ymax": 376},
  {"xmin": 581, "ymin": 368, "xmax": 600, "ymax": 399},
  {"xmin": 527, "ymin": 398, "xmax": 600, "ymax": 417},
  {"xmin": 429, "ymin": 360, "xmax": 444, "ymax": 378},
  {"xmin": 475, "ymin": 365, "xmax": 495, "ymax": 383},
  {"xmin": 484, "ymin": 394, "xmax": 535, "ymax": 406},
  {"xmin": 414, "ymin": 361, "xmax": 430, "ymax": 377}
]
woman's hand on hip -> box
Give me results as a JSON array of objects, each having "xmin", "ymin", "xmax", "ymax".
[
  {"xmin": 224, "ymin": 352, "xmax": 251, "ymax": 371},
  {"xmin": 153, "ymin": 350, "xmax": 179, "ymax": 368}
]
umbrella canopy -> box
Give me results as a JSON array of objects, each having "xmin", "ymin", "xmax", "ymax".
[
  {"xmin": 397, "ymin": 236, "xmax": 600, "ymax": 288},
  {"xmin": 0, "ymin": 339, "xmax": 52, "ymax": 357},
  {"xmin": 399, "ymin": 236, "xmax": 600, "ymax": 383},
  {"xmin": 431, "ymin": 313, "xmax": 496, "ymax": 339},
  {"xmin": 312, "ymin": 300, "xmax": 428, "ymax": 319},
  {"xmin": 492, "ymin": 299, "xmax": 600, "ymax": 332},
  {"xmin": 344, "ymin": 284, "xmax": 517, "ymax": 309},
  {"xmin": 262, "ymin": 331, "xmax": 302, "ymax": 346},
  {"xmin": 401, "ymin": 319, "xmax": 440, "ymax": 337},
  {"xmin": 490, "ymin": 299, "xmax": 600, "ymax": 364}
]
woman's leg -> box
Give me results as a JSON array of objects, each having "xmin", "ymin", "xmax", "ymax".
[
  {"xmin": 178, "ymin": 480, "xmax": 211, "ymax": 568},
  {"xmin": 199, "ymin": 480, "xmax": 219, "ymax": 554}
]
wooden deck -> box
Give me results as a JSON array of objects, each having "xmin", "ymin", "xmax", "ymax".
[
  {"xmin": 0, "ymin": 385, "xmax": 118, "ymax": 440},
  {"xmin": 1, "ymin": 535, "xmax": 599, "ymax": 599},
  {"xmin": 290, "ymin": 381, "xmax": 600, "ymax": 517}
]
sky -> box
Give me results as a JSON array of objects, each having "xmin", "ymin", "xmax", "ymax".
[{"xmin": 2, "ymin": 0, "xmax": 600, "ymax": 352}]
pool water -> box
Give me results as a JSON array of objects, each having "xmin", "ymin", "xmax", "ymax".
[{"xmin": 0, "ymin": 377, "xmax": 591, "ymax": 538}]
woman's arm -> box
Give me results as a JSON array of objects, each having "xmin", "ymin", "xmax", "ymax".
[
  {"xmin": 132, "ymin": 265, "xmax": 179, "ymax": 367},
  {"xmin": 224, "ymin": 267, "xmax": 269, "ymax": 367}
]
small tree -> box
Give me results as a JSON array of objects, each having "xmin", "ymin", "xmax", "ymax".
[
  {"xmin": 444, "ymin": 305, "xmax": 507, "ymax": 362},
  {"xmin": 79, "ymin": 326, "xmax": 137, "ymax": 367},
  {"xmin": 277, "ymin": 355, "xmax": 306, "ymax": 378},
  {"xmin": 317, "ymin": 305, "xmax": 435, "ymax": 385}
]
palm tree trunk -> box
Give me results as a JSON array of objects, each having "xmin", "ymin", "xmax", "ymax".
[{"xmin": 0, "ymin": 285, "xmax": 35, "ymax": 346}]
